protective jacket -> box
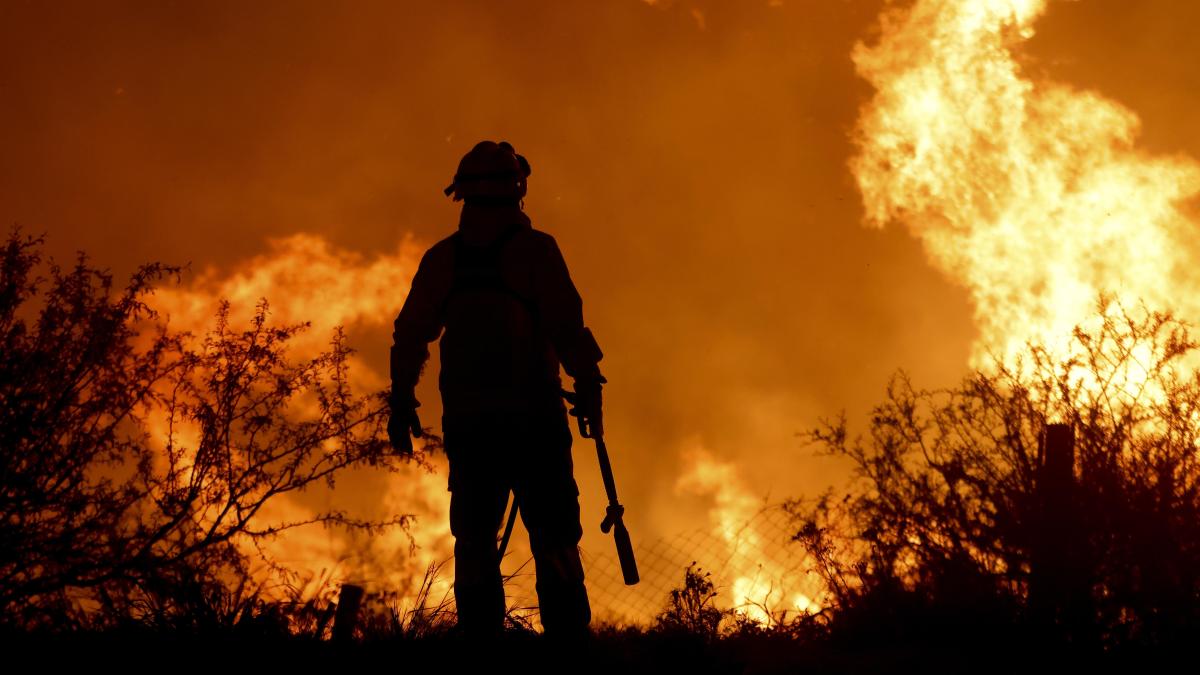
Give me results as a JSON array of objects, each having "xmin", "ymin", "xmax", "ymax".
[{"xmin": 390, "ymin": 203, "xmax": 603, "ymax": 422}]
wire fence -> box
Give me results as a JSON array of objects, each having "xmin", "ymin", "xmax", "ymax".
[{"xmin": 498, "ymin": 502, "xmax": 825, "ymax": 627}]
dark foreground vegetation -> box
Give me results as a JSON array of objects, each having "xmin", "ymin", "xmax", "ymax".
[
  {"xmin": 2, "ymin": 232, "xmax": 1198, "ymax": 672},
  {"xmin": 788, "ymin": 298, "xmax": 1200, "ymax": 657}
]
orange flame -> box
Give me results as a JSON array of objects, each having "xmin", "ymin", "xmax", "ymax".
[
  {"xmin": 154, "ymin": 233, "xmax": 423, "ymax": 367},
  {"xmin": 851, "ymin": 0, "xmax": 1200, "ymax": 368},
  {"xmin": 677, "ymin": 444, "xmax": 821, "ymax": 623}
]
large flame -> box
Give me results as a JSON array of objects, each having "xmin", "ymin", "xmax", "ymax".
[{"xmin": 851, "ymin": 0, "xmax": 1200, "ymax": 367}]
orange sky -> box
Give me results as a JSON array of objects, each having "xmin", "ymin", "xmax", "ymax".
[{"xmin": 3, "ymin": 0, "xmax": 1198, "ymax": 618}]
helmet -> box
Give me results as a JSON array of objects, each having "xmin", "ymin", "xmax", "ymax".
[{"xmin": 443, "ymin": 140, "xmax": 532, "ymax": 203}]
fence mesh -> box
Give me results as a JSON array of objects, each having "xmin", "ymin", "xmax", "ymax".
[{"xmin": 498, "ymin": 502, "xmax": 825, "ymax": 627}]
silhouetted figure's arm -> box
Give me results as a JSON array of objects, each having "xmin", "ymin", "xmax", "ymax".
[
  {"xmin": 392, "ymin": 247, "xmax": 452, "ymax": 405},
  {"xmin": 534, "ymin": 233, "xmax": 606, "ymax": 435},
  {"xmin": 389, "ymin": 246, "xmax": 451, "ymax": 452}
]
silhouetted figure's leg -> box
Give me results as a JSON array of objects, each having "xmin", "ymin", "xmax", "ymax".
[
  {"xmin": 446, "ymin": 419, "xmax": 509, "ymax": 639},
  {"xmin": 450, "ymin": 488, "xmax": 507, "ymax": 638},
  {"xmin": 530, "ymin": 531, "xmax": 590, "ymax": 638},
  {"xmin": 516, "ymin": 411, "xmax": 592, "ymax": 639}
]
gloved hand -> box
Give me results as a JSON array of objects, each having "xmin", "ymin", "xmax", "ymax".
[
  {"xmin": 565, "ymin": 379, "xmax": 604, "ymax": 439},
  {"xmin": 387, "ymin": 396, "xmax": 423, "ymax": 457}
]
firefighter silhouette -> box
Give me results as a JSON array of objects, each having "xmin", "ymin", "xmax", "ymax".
[{"xmin": 389, "ymin": 141, "xmax": 604, "ymax": 639}]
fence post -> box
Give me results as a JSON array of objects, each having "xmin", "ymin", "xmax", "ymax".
[
  {"xmin": 332, "ymin": 583, "xmax": 365, "ymax": 643},
  {"xmin": 1031, "ymin": 423, "xmax": 1086, "ymax": 639}
]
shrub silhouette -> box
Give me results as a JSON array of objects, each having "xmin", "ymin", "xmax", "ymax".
[
  {"xmin": 653, "ymin": 563, "xmax": 729, "ymax": 640},
  {"xmin": 0, "ymin": 232, "xmax": 414, "ymax": 630},
  {"xmin": 789, "ymin": 298, "xmax": 1200, "ymax": 650}
]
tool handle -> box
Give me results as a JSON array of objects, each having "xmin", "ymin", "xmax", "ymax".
[
  {"xmin": 593, "ymin": 435, "xmax": 639, "ymax": 585},
  {"xmin": 613, "ymin": 519, "xmax": 640, "ymax": 585},
  {"xmin": 595, "ymin": 437, "xmax": 621, "ymax": 505}
]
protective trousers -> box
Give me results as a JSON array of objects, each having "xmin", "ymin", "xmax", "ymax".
[{"xmin": 445, "ymin": 408, "xmax": 591, "ymax": 638}]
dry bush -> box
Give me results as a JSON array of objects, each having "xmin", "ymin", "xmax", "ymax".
[
  {"xmin": 652, "ymin": 563, "xmax": 730, "ymax": 640},
  {"xmin": 790, "ymin": 298, "xmax": 1200, "ymax": 648},
  {"xmin": 0, "ymin": 232, "xmax": 420, "ymax": 630}
]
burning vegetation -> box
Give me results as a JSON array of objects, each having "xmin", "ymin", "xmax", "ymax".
[{"xmin": 792, "ymin": 298, "xmax": 1200, "ymax": 651}]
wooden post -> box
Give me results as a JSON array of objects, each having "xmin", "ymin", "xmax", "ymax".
[
  {"xmin": 332, "ymin": 583, "xmax": 365, "ymax": 643},
  {"xmin": 1031, "ymin": 423, "xmax": 1086, "ymax": 640},
  {"xmin": 1041, "ymin": 424, "xmax": 1075, "ymax": 494}
]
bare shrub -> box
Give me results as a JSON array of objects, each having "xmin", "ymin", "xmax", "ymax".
[
  {"xmin": 789, "ymin": 298, "xmax": 1200, "ymax": 648},
  {"xmin": 653, "ymin": 563, "xmax": 730, "ymax": 640},
  {"xmin": 0, "ymin": 231, "xmax": 419, "ymax": 629}
]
